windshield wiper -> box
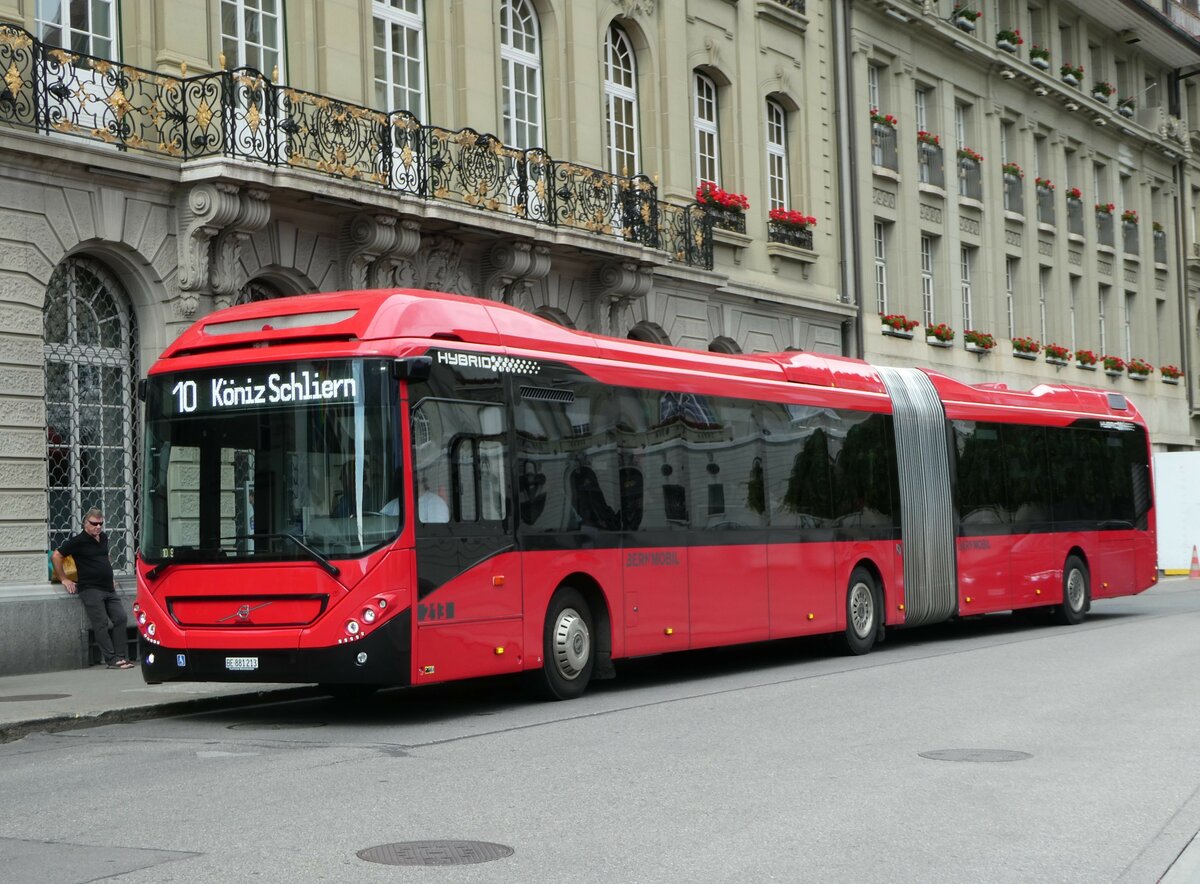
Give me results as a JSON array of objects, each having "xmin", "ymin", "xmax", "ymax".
[
  {"xmin": 146, "ymin": 559, "xmax": 173, "ymax": 581},
  {"xmin": 226, "ymin": 533, "xmax": 341, "ymax": 576}
]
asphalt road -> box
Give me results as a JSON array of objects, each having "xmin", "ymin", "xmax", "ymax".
[{"xmin": 2, "ymin": 578, "xmax": 1199, "ymax": 883}]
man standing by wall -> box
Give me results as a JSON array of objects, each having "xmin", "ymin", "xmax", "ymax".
[{"xmin": 51, "ymin": 508, "xmax": 133, "ymax": 669}]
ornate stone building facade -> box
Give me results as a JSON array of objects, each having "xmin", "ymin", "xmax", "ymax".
[
  {"xmin": 850, "ymin": 0, "xmax": 1200, "ymax": 450},
  {"xmin": 1, "ymin": 0, "xmax": 1198, "ymax": 675},
  {"xmin": 0, "ymin": 0, "xmax": 842, "ymax": 673}
]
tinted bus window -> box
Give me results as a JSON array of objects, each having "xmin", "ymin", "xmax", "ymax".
[
  {"xmin": 1003, "ymin": 424, "xmax": 1051, "ymax": 526},
  {"xmin": 831, "ymin": 411, "xmax": 896, "ymax": 531},
  {"xmin": 952, "ymin": 421, "xmax": 1008, "ymax": 530}
]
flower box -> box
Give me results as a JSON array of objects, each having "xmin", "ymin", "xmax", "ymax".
[
  {"xmin": 1046, "ymin": 356, "xmax": 1068, "ymax": 366},
  {"xmin": 925, "ymin": 323, "xmax": 955, "ymax": 346},
  {"xmin": 881, "ymin": 314, "xmax": 919, "ymax": 338},
  {"xmin": 1128, "ymin": 372, "xmax": 1148, "ymax": 381},
  {"xmin": 965, "ymin": 342, "xmax": 992, "ymax": 354},
  {"xmin": 1162, "ymin": 377, "xmax": 1180, "ymax": 385},
  {"xmin": 1105, "ymin": 369, "xmax": 1124, "ymax": 378},
  {"xmin": 1013, "ymin": 351, "xmax": 1038, "ymax": 361},
  {"xmin": 1030, "ymin": 56, "xmax": 1050, "ymax": 71},
  {"xmin": 1076, "ymin": 362, "xmax": 1096, "ymax": 371},
  {"xmin": 870, "ymin": 108, "xmax": 898, "ymax": 129}
]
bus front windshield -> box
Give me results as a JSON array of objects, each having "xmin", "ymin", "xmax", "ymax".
[{"xmin": 140, "ymin": 358, "xmax": 401, "ymax": 564}]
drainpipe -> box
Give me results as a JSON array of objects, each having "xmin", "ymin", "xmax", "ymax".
[
  {"xmin": 1171, "ymin": 69, "xmax": 1198, "ymax": 425},
  {"xmin": 833, "ymin": 0, "xmax": 863, "ymax": 358}
]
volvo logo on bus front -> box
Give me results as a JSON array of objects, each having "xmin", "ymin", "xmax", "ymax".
[{"xmin": 218, "ymin": 602, "xmax": 272, "ymax": 623}]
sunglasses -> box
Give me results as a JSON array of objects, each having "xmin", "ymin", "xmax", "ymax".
[{"xmin": 87, "ymin": 520, "xmax": 103, "ymax": 527}]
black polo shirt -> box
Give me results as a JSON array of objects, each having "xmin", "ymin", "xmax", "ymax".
[{"xmin": 57, "ymin": 531, "xmax": 115, "ymax": 592}]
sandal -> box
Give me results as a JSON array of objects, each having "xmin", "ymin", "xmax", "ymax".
[{"xmin": 107, "ymin": 659, "xmax": 135, "ymax": 669}]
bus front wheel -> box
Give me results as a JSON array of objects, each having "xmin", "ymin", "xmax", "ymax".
[
  {"xmin": 841, "ymin": 567, "xmax": 880, "ymax": 655},
  {"xmin": 1055, "ymin": 556, "xmax": 1090, "ymax": 625},
  {"xmin": 531, "ymin": 587, "xmax": 594, "ymax": 701}
]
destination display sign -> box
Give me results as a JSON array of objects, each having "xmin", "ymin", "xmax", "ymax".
[{"xmin": 152, "ymin": 361, "xmax": 363, "ymax": 417}]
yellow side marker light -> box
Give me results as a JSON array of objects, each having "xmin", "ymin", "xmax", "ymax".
[
  {"xmin": 807, "ymin": 613, "xmax": 815, "ymax": 620},
  {"xmin": 664, "ymin": 627, "xmax": 674, "ymax": 636},
  {"xmin": 492, "ymin": 576, "xmax": 505, "ymax": 586},
  {"xmin": 494, "ymin": 647, "xmax": 505, "ymax": 655}
]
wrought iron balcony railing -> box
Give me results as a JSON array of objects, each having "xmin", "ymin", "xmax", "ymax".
[
  {"xmin": 1154, "ymin": 230, "xmax": 1168, "ymax": 265},
  {"xmin": 917, "ymin": 142, "xmax": 944, "ymax": 189},
  {"xmin": 1003, "ymin": 174, "xmax": 1023, "ymax": 215},
  {"xmin": 957, "ymin": 158, "xmax": 983, "ymax": 201},
  {"xmin": 767, "ymin": 220, "xmax": 814, "ymax": 250},
  {"xmin": 1036, "ymin": 186, "xmax": 1055, "ymax": 226},
  {"xmin": 871, "ymin": 124, "xmax": 898, "ymax": 172},
  {"xmin": 1097, "ymin": 211, "xmax": 1115, "ymax": 248},
  {"xmin": 0, "ymin": 25, "xmax": 712, "ymax": 269},
  {"xmin": 1067, "ymin": 199, "xmax": 1085, "ymax": 236}
]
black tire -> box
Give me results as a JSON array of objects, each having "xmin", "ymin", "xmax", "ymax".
[
  {"xmin": 1055, "ymin": 556, "xmax": 1090, "ymax": 625},
  {"xmin": 841, "ymin": 566, "xmax": 879, "ymax": 655},
  {"xmin": 530, "ymin": 587, "xmax": 594, "ymax": 701}
]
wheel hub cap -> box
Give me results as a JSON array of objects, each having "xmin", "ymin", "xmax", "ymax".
[
  {"xmin": 850, "ymin": 583, "xmax": 874, "ymax": 638},
  {"xmin": 553, "ymin": 608, "xmax": 590, "ymax": 680}
]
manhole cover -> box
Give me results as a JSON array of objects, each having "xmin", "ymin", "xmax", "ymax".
[
  {"xmin": 226, "ymin": 721, "xmax": 326, "ymax": 730},
  {"xmin": 920, "ymin": 748, "xmax": 1033, "ymax": 763},
  {"xmin": 358, "ymin": 841, "xmax": 514, "ymax": 866},
  {"xmin": 0, "ymin": 694, "xmax": 70, "ymax": 703}
]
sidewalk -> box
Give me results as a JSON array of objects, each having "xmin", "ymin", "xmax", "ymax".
[{"xmin": 0, "ymin": 665, "xmax": 317, "ymax": 744}]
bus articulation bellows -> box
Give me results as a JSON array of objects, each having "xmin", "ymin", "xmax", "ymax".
[{"xmin": 134, "ymin": 289, "xmax": 1156, "ymax": 699}]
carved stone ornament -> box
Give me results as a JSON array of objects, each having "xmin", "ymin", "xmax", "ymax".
[
  {"xmin": 481, "ymin": 240, "xmax": 552, "ymax": 303},
  {"xmin": 339, "ymin": 214, "xmax": 421, "ymax": 290},
  {"xmin": 617, "ymin": 0, "xmax": 656, "ymax": 17},
  {"xmin": 211, "ymin": 189, "xmax": 271, "ymax": 307},
  {"xmin": 591, "ymin": 260, "xmax": 654, "ymax": 337},
  {"xmin": 176, "ymin": 183, "xmax": 271, "ymax": 314},
  {"xmin": 419, "ymin": 235, "xmax": 471, "ymax": 294}
]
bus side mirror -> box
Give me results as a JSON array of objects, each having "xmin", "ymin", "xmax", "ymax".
[
  {"xmin": 393, "ymin": 356, "xmax": 432, "ymax": 381},
  {"xmin": 137, "ymin": 378, "xmax": 148, "ymax": 401}
]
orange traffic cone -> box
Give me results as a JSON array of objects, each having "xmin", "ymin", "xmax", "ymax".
[{"xmin": 1190, "ymin": 546, "xmax": 1200, "ymax": 580}]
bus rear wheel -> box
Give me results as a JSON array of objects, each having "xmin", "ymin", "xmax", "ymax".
[
  {"xmin": 531, "ymin": 587, "xmax": 594, "ymax": 701},
  {"xmin": 841, "ymin": 567, "xmax": 880, "ymax": 655},
  {"xmin": 1055, "ymin": 556, "xmax": 1090, "ymax": 625}
]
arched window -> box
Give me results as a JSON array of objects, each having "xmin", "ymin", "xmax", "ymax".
[
  {"xmin": 765, "ymin": 99, "xmax": 789, "ymax": 211},
  {"xmin": 234, "ymin": 278, "xmax": 285, "ymax": 305},
  {"xmin": 44, "ymin": 256, "xmax": 139, "ymax": 573},
  {"xmin": 693, "ymin": 72, "xmax": 720, "ymax": 186},
  {"xmin": 500, "ymin": 0, "xmax": 543, "ymax": 149},
  {"xmin": 628, "ymin": 320, "xmax": 668, "ymax": 345},
  {"xmin": 603, "ymin": 23, "xmax": 640, "ymax": 176},
  {"xmin": 373, "ymin": 0, "xmax": 427, "ymax": 118}
]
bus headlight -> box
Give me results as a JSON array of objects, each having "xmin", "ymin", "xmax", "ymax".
[
  {"xmin": 362, "ymin": 608, "xmax": 377, "ymax": 624},
  {"xmin": 345, "ymin": 619, "xmax": 360, "ymax": 636}
]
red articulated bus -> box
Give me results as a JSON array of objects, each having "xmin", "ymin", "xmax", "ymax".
[{"xmin": 135, "ymin": 289, "xmax": 1157, "ymax": 699}]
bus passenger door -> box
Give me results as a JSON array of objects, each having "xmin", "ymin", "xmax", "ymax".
[{"xmin": 409, "ymin": 388, "xmax": 524, "ymax": 684}]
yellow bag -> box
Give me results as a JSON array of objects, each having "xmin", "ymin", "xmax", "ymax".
[{"xmin": 50, "ymin": 553, "xmax": 77, "ymax": 583}]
